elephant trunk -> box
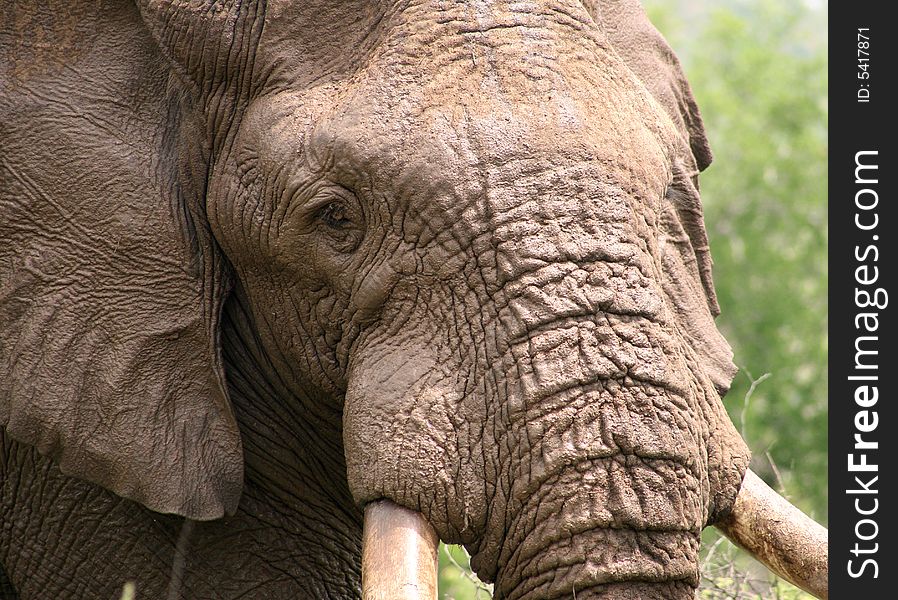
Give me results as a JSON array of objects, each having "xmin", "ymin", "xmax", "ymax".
[
  {"xmin": 471, "ymin": 310, "xmax": 734, "ymax": 598},
  {"xmin": 480, "ymin": 452, "xmax": 704, "ymax": 600}
]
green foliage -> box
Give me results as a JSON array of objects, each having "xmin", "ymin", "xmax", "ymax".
[
  {"xmin": 440, "ymin": 1, "xmax": 827, "ymax": 597},
  {"xmin": 439, "ymin": 544, "xmax": 492, "ymax": 600}
]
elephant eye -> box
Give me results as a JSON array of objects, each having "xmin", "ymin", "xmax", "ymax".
[
  {"xmin": 312, "ymin": 196, "xmax": 364, "ymax": 253},
  {"xmin": 298, "ymin": 185, "xmax": 365, "ymax": 252},
  {"xmin": 318, "ymin": 202, "xmax": 352, "ymax": 230}
]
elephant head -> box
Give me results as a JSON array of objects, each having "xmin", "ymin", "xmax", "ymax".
[{"xmin": 0, "ymin": 1, "xmax": 826, "ymax": 598}]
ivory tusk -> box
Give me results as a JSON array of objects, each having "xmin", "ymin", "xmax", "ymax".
[
  {"xmin": 362, "ymin": 500, "xmax": 439, "ymax": 600},
  {"xmin": 716, "ymin": 469, "xmax": 828, "ymax": 599}
]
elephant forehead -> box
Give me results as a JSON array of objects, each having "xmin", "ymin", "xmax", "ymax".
[
  {"xmin": 254, "ymin": 0, "xmax": 605, "ymax": 86},
  {"xmin": 252, "ymin": 0, "xmax": 678, "ymax": 180},
  {"xmin": 327, "ymin": 5, "xmax": 673, "ymax": 158}
]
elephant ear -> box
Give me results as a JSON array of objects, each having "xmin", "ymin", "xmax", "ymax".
[
  {"xmin": 586, "ymin": 0, "xmax": 736, "ymax": 393},
  {"xmin": 658, "ymin": 166, "xmax": 737, "ymax": 395},
  {"xmin": 0, "ymin": 1, "xmax": 242, "ymax": 519}
]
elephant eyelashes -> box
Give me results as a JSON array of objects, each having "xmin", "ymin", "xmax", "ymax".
[
  {"xmin": 314, "ymin": 196, "xmax": 365, "ymax": 252},
  {"xmin": 319, "ymin": 202, "xmax": 352, "ymax": 229}
]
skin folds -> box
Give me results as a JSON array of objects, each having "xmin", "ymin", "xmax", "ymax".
[{"xmin": 0, "ymin": 2, "xmax": 794, "ymax": 598}]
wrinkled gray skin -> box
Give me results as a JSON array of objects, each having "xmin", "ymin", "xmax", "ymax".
[{"xmin": 0, "ymin": 1, "xmax": 750, "ymax": 598}]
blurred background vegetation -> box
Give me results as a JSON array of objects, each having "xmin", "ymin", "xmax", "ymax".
[{"xmin": 439, "ymin": 0, "xmax": 828, "ymax": 597}]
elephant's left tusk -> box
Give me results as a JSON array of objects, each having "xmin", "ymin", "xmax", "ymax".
[
  {"xmin": 362, "ymin": 499, "xmax": 439, "ymax": 600},
  {"xmin": 716, "ymin": 469, "xmax": 828, "ymax": 599}
]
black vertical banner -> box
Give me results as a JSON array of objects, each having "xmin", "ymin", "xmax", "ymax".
[{"xmin": 829, "ymin": 3, "xmax": 896, "ymax": 598}]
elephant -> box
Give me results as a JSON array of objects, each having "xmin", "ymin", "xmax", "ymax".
[{"xmin": 0, "ymin": 1, "xmax": 826, "ymax": 599}]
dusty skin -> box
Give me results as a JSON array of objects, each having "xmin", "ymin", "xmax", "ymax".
[{"xmin": 1, "ymin": 1, "xmax": 825, "ymax": 599}]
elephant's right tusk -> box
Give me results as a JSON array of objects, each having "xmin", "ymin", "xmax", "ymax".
[
  {"xmin": 362, "ymin": 499, "xmax": 439, "ymax": 600},
  {"xmin": 716, "ymin": 469, "xmax": 828, "ymax": 599}
]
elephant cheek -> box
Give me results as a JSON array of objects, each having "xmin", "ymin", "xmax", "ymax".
[{"xmin": 342, "ymin": 342, "xmax": 487, "ymax": 545}]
